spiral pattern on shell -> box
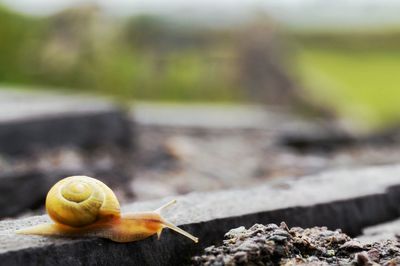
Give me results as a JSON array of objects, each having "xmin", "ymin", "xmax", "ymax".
[{"xmin": 46, "ymin": 176, "xmax": 121, "ymax": 227}]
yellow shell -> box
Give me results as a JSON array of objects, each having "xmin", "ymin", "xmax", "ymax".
[{"xmin": 46, "ymin": 176, "xmax": 121, "ymax": 227}]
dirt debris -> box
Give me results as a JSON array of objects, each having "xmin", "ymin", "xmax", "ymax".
[{"xmin": 192, "ymin": 222, "xmax": 400, "ymax": 266}]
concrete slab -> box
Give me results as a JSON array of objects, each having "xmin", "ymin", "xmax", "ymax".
[
  {"xmin": 1, "ymin": 165, "xmax": 400, "ymax": 265},
  {"xmin": 0, "ymin": 89, "xmax": 132, "ymax": 155},
  {"xmin": 0, "ymin": 89, "xmax": 114, "ymax": 122},
  {"xmin": 132, "ymin": 102, "xmax": 293, "ymax": 129}
]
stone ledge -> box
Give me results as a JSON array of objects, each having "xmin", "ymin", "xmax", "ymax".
[
  {"xmin": 132, "ymin": 103, "xmax": 291, "ymax": 129},
  {"xmin": 0, "ymin": 90, "xmax": 133, "ymax": 155},
  {"xmin": 0, "ymin": 111, "xmax": 132, "ymax": 156},
  {"xmin": 0, "ymin": 90, "xmax": 115, "ymax": 122},
  {"xmin": 2, "ymin": 165, "xmax": 400, "ymax": 265}
]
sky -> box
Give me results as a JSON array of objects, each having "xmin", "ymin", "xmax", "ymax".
[{"xmin": 2, "ymin": 0, "xmax": 400, "ymax": 28}]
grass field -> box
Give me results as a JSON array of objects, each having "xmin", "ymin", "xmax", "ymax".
[{"xmin": 295, "ymin": 46, "xmax": 400, "ymax": 129}]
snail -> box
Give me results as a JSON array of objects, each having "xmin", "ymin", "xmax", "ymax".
[{"xmin": 16, "ymin": 176, "xmax": 198, "ymax": 243}]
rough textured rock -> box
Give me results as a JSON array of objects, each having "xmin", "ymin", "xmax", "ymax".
[
  {"xmin": 2, "ymin": 165, "xmax": 400, "ymax": 265},
  {"xmin": 0, "ymin": 90, "xmax": 132, "ymax": 155},
  {"xmin": 192, "ymin": 223, "xmax": 400, "ymax": 265}
]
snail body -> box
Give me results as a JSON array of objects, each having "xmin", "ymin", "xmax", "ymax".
[{"xmin": 16, "ymin": 176, "xmax": 198, "ymax": 243}]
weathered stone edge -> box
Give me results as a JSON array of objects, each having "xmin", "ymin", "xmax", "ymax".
[
  {"xmin": 0, "ymin": 109, "xmax": 133, "ymax": 155},
  {"xmin": 2, "ymin": 166, "xmax": 400, "ymax": 265},
  {"xmin": 2, "ymin": 188, "xmax": 400, "ymax": 266}
]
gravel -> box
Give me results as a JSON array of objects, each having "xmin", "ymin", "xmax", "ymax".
[{"xmin": 192, "ymin": 223, "xmax": 400, "ymax": 266}]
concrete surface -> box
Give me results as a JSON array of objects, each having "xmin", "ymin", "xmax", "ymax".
[
  {"xmin": 0, "ymin": 89, "xmax": 132, "ymax": 155},
  {"xmin": 132, "ymin": 102, "xmax": 293, "ymax": 129},
  {"xmin": 1, "ymin": 165, "xmax": 400, "ymax": 265}
]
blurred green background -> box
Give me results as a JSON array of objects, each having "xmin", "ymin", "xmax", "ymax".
[
  {"xmin": 293, "ymin": 31, "xmax": 400, "ymax": 129},
  {"xmin": 1, "ymin": 3, "xmax": 400, "ymax": 129},
  {"xmin": 0, "ymin": 5, "xmax": 244, "ymax": 102}
]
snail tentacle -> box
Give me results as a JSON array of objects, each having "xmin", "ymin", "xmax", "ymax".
[
  {"xmin": 159, "ymin": 218, "xmax": 199, "ymax": 243},
  {"xmin": 154, "ymin": 199, "xmax": 177, "ymax": 213}
]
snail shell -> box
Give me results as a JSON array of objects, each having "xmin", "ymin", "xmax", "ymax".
[
  {"xmin": 46, "ymin": 176, "xmax": 121, "ymax": 227},
  {"xmin": 17, "ymin": 176, "xmax": 199, "ymax": 243}
]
